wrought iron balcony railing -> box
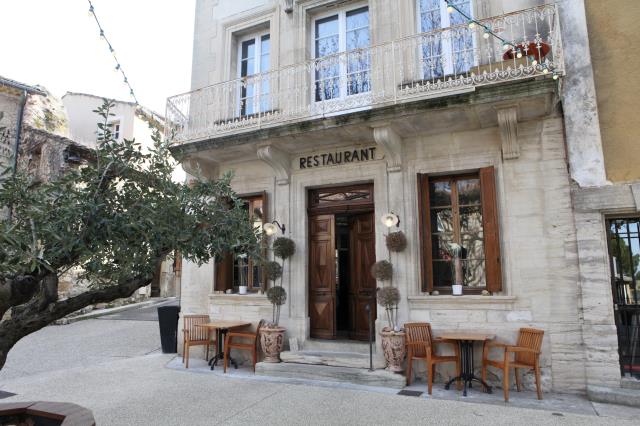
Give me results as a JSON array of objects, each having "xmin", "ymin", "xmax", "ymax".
[{"xmin": 166, "ymin": 4, "xmax": 563, "ymax": 144}]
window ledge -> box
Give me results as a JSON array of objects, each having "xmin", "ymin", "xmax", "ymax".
[
  {"xmin": 408, "ymin": 295, "xmax": 517, "ymax": 310},
  {"xmin": 209, "ymin": 293, "xmax": 271, "ymax": 306}
]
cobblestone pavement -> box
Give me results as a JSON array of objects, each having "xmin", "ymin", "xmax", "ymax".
[{"xmin": 0, "ymin": 306, "xmax": 638, "ymax": 425}]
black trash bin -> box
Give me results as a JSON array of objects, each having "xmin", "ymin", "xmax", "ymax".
[{"xmin": 157, "ymin": 305, "xmax": 180, "ymax": 353}]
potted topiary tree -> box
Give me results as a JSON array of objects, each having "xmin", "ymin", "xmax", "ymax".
[
  {"xmin": 374, "ymin": 261, "xmax": 406, "ymax": 373},
  {"xmin": 259, "ymin": 236, "xmax": 295, "ymax": 363},
  {"xmin": 375, "ymin": 224, "xmax": 409, "ymax": 373}
]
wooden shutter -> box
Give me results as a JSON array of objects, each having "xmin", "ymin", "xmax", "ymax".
[
  {"xmin": 417, "ymin": 173, "xmax": 434, "ymax": 292},
  {"xmin": 480, "ymin": 166, "xmax": 502, "ymax": 293},
  {"xmin": 215, "ymin": 253, "xmax": 234, "ymax": 291}
]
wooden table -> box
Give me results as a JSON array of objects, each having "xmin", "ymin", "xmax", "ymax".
[
  {"xmin": 195, "ymin": 320, "xmax": 251, "ymax": 370},
  {"xmin": 439, "ymin": 332, "xmax": 495, "ymax": 397}
]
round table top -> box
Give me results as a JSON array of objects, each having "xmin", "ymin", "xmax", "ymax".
[
  {"xmin": 439, "ymin": 332, "xmax": 495, "ymax": 341},
  {"xmin": 194, "ymin": 320, "xmax": 252, "ymax": 329}
]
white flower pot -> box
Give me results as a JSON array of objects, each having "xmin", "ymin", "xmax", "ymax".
[
  {"xmin": 239, "ymin": 286, "xmax": 248, "ymax": 295},
  {"xmin": 452, "ymin": 284, "xmax": 463, "ymax": 296}
]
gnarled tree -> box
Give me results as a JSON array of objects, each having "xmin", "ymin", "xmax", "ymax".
[{"xmin": 0, "ymin": 101, "xmax": 258, "ymax": 369}]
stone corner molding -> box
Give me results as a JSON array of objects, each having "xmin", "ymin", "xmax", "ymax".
[
  {"xmin": 371, "ymin": 124, "xmax": 402, "ymax": 172},
  {"xmin": 257, "ymin": 144, "xmax": 291, "ymax": 185},
  {"xmin": 495, "ymin": 105, "xmax": 519, "ymax": 160}
]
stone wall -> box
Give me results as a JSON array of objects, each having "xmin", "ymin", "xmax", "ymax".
[
  {"xmin": 179, "ymin": 113, "xmax": 599, "ymax": 393},
  {"xmin": 0, "ymin": 92, "xmax": 20, "ymax": 175}
]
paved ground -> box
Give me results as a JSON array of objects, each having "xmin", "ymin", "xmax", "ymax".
[
  {"xmin": 0, "ymin": 303, "xmax": 639, "ymax": 425},
  {"xmin": 95, "ymin": 298, "xmax": 179, "ymax": 321}
]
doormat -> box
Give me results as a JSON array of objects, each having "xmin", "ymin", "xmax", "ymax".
[
  {"xmin": 0, "ymin": 391, "xmax": 16, "ymax": 399},
  {"xmin": 397, "ymin": 390, "xmax": 423, "ymax": 397}
]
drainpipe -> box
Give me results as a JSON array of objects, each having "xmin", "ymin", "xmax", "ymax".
[{"xmin": 11, "ymin": 89, "xmax": 28, "ymax": 178}]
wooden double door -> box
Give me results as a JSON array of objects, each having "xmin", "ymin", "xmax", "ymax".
[{"xmin": 309, "ymin": 211, "xmax": 377, "ymax": 341}]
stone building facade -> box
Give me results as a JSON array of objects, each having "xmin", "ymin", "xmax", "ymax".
[{"xmin": 168, "ymin": 0, "xmax": 639, "ymax": 398}]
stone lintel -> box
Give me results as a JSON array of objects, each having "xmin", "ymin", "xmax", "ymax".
[
  {"xmin": 257, "ymin": 144, "xmax": 291, "ymax": 185},
  {"xmin": 371, "ymin": 123, "xmax": 402, "ymax": 172},
  {"xmin": 495, "ymin": 105, "xmax": 519, "ymax": 160}
]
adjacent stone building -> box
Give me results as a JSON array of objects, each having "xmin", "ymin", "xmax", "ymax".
[{"xmin": 167, "ymin": 0, "xmax": 638, "ymax": 399}]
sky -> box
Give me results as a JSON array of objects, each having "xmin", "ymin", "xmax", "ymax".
[{"xmin": 0, "ymin": 0, "xmax": 196, "ymax": 115}]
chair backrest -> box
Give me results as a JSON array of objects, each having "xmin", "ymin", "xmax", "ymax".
[
  {"xmin": 404, "ymin": 322, "xmax": 433, "ymax": 357},
  {"xmin": 184, "ymin": 314, "xmax": 210, "ymax": 341},
  {"xmin": 515, "ymin": 327, "xmax": 544, "ymax": 365}
]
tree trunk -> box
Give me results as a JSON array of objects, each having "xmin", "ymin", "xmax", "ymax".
[{"xmin": 0, "ymin": 272, "xmax": 154, "ymax": 371}]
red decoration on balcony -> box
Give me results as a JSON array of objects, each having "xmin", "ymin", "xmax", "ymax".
[{"xmin": 503, "ymin": 42, "xmax": 551, "ymax": 61}]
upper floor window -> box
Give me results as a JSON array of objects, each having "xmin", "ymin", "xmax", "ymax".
[
  {"xmin": 238, "ymin": 32, "xmax": 270, "ymax": 116},
  {"xmin": 418, "ymin": 0, "xmax": 475, "ymax": 79},
  {"xmin": 314, "ymin": 5, "xmax": 370, "ymax": 101}
]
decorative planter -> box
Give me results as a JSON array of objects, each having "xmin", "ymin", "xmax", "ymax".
[
  {"xmin": 380, "ymin": 328, "xmax": 406, "ymax": 373},
  {"xmin": 452, "ymin": 284, "xmax": 463, "ymax": 296},
  {"xmin": 260, "ymin": 326, "xmax": 286, "ymax": 363},
  {"xmin": 238, "ymin": 286, "xmax": 248, "ymax": 295}
]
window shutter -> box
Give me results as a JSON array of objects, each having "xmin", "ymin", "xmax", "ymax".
[
  {"xmin": 480, "ymin": 166, "xmax": 502, "ymax": 293},
  {"xmin": 417, "ymin": 173, "xmax": 434, "ymax": 292},
  {"xmin": 215, "ymin": 253, "xmax": 234, "ymax": 291}
]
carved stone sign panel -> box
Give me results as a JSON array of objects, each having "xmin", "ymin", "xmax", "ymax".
[{"xmin": 298, "ymin": 146, "xmax": 377, "ymax": 170}]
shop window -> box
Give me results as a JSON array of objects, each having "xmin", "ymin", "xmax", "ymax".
[
  {"xmin": 418, "ymin": 167, "xmax": 501, "ymax": 293},
  {"xmin": 215, "ymin": 192, "xmax": 267, "ymax": 292}
]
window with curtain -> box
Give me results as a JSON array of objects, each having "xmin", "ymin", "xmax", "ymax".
[
  {"xmin": 418, "ymin": 167, "xmax": 502, "ymax": 294},
  {"xmin": 314, "ymin": 6, "xmax": 370, "ymax": 101},
  {"xmin": 418, "ymin": 0, "xmax": 475, "ymax": 80},
  {"xmin": 239, "ymin": 32, "xmax": 270, "ymax": 116}
]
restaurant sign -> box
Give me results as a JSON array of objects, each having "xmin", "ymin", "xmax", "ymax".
[{"xmin": 299, "ymin": 146, "xmax": 377, "ymax": 169}]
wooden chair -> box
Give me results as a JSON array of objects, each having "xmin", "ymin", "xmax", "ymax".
[
  {"xmin": 481, "ymin": 327, "xmax": 544, "ymax": 402},
  {"xmin": 182, "ymin": 314, "xmax": 214, "ymax": 369},
  {"xmin": 405, "ymin": 322, "xmax": 460, "ymax": 395},
  {"xmin": 224, "ymin": 319, "xmax": 265, "ymax": 373}
]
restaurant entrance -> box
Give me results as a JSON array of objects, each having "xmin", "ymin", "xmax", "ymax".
[{"xmin": 308, "ymin": 184, "xmax": 376, "ymax": 341}]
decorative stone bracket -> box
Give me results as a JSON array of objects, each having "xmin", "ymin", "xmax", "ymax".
[
  {"xmin": 496, "ymin": 105, "xmax": 519, "ymax": 160},
  {"xmin": 372, "ymin": 124, "xmax": 403, "ymax": 172},
  {"xmin": 182, "ymin": 157, "xmax": 219, "ymax": 181},
  {"xmin": 257, "ymin": 144, "xmax": 291, "ymax": 185}
]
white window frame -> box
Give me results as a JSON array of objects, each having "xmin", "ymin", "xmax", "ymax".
[
  {"xmin": 311, "ymin": 2, "xmax": 370, "ymax": 103},
  {"xmin": 236, "ymin": 30, "xmax": 270, "ymax": 116},
  {"xmin": 416, "ymin": 0, "xmax": 477, "ymax": 78},
  {"xmin": 107, "ymin": 118, "xmax": 122, "ymax": 141}
]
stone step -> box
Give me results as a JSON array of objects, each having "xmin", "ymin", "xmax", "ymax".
[
  {"xmin": 302, "ymin": 339, "xmax": 372, "ymax": 354},
  {"xmin": 280, "ymin": 350, "xmax": 386, "ymax": 369},
  {"xmin": 255, "ymin": 361, "xmax": 405, "ymax": 389}
]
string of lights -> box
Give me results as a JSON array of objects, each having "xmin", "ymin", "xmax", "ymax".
[
  {"xmin": 87, "ymin": 0, "xmax": 139, "ymax": 104},
  {"xmin": 443, "ymin": 0, "xmax": 559, "ymax": 80}
]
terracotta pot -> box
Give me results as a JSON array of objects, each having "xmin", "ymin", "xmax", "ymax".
[
  {"xmin": 380, "ymin": 329, "xmax": 406, "ymax": 373},
  {"xmin": 260, "ymin": 326, "xmax": 286, "ymax": 363}
]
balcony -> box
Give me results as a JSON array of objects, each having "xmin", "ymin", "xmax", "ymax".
[{"xmin": 166, "ymin": 4, "xmax": 563, "ymax": 146}]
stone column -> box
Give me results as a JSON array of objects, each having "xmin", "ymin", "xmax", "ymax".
[{"xmin": 557, "ymin": 0, "xmax": 608, "ymax": 187}]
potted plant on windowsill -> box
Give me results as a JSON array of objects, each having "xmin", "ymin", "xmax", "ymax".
[
  {"xmin": 237, "ymin": 253, "xmax": 249, "ymax": 294},
  {"xmin": 259, "ymin": 236, "xmax": 295, "ymax": 363}
]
